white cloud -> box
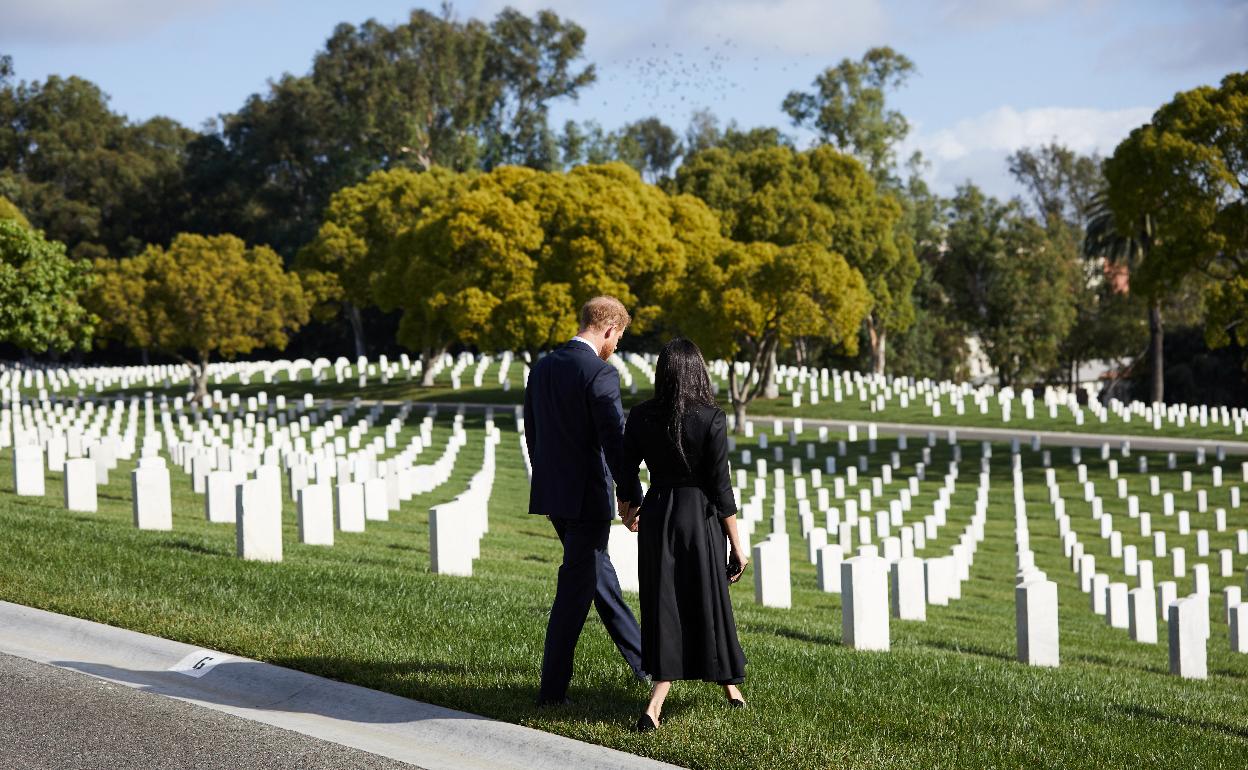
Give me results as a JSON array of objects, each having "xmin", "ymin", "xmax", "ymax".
[
  {"xmin": 901, "ymin": 104, "xmax": 1154, "ymax": 198},
  {"xmin": 471, "ymin": 0, "xmax": 888, "ymax": 59},
  {"xmin": 1097, "ymin": 0, "xmax": 1248, "ymax": 75},
  {"xmin": 0, "ymin": 0, "xmax": 252, "ymax": 44},
  {"xmin": 938, "ymin": 0, "xmax": 1080, "ymax": 26},
  {"xmin": 669, "ymin": 0, "xmax": 889, "ymax": 57}
]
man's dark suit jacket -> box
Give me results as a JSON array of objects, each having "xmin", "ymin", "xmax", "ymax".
[{"xmin": 524, "ymin": 341, "xmax": 643, "ymax": 519}]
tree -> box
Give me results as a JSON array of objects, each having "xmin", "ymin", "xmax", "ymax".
[
  {"xmin": 91, "ymin": 234, "xmax": 312, "ymax": 400},
  {"xmin": 939, "ymin": 185, "xmax": 1079, "ymax": 387},
  {"xmin": 187, "ymin": 6, "xmax": 594, "ymax": 258},
  {"xmin": 1006, "ymin": 143, "xmax": 1145, "ymax": 388},
  {"xmin": 1103, "ymin": 72, "xmax": 1248, "ymax": 392},
  {"xmin": 669, "ymin": 239, "xmax": 871, "ymax": 431},
  {"xmin": 0, "ymin": 70, "xmax": 195, "ymax": 259},
  {"xmin": 381, "ymin": 165, "xmax": 550, "ymax": 376},
  {"xmin": 0, "ymin": 195, "xmax": 28, "ymax": 227},
  {"xmin": 887, "ymin": 165, "xmax": 968, "ymax": 380},
  {"xmin": 673, "ymin": 143, "xmax": 917, "ymax": 376},
  {"xmin": 0, "ymin": 220, "xmax": 95, "ymax": 353},
  {"xmin": 1084, "ymin": 191, "xmax": 1163, "ymax": 400},
  {"xmin": 620, "ymin": 117, "xmax": 682, "ymax": 182},
  {"xmin": 298, "ymin": 167, "xmax": 465, "ymax": 359},
  {"xmin": 1008, "ymin": 143, "xmax": 1104, "ymax": 230},
  {"xmin": 782, "ymin": 47, "xmax": 916, "ymax": 185}
]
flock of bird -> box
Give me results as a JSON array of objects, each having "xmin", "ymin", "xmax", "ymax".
[{"xmin": 591, "ymin": 34, "xmax": 817, "ymax": 126}]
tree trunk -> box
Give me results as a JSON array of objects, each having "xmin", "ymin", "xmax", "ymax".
[
  {"xmin": 1149, "ymin": 299, "xmax": 1164, "ymax": 404},
  {"xmin": 732, "ymin": 399, "xmax": 747, "ymax": 433},
  {"xmin": 140, "ymin": 347, "xmax": 150, "ymax": 366},
  {"xmin": 866, "ymin": 316, "xmax": 886, "ymax": 375},
  {"xmin": 727, "ymin": 366, "xmax": 748, "ymax": 434},
  {"xmin": 192, "ymin": 354, "xmax": 210, "ymax": 403},
  {"xmin": 420, "ymin": 343, "xmax": 449, "ymax": 387},
  {"xmin": 762, "ymin": 347, "xmax": 779, "ymax": 399},
  {"xmin": 345, "ymin": 302, "xmax": 367, "ymax": 360}
]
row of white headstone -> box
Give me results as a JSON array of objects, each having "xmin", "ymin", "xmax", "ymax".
[
  {"xmin": 1046, "ymin": 461, "xmax": 1247, "ymax": 678},
  {"xmin": 5, "ymin": 393, "xmax": 502, "ymax": 567}
]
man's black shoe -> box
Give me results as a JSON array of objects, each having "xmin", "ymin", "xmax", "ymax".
[{"xmin": 536, "ymin": 696, "xmax": 573, "ymax": 708}]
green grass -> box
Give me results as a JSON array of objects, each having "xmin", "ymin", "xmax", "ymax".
[{"xmin": 2, "ymin": 403, "xmax": 1247, "ymax": 768}]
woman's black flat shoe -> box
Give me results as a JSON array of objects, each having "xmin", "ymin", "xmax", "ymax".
[
  {"xmin": 634, "ymin": 713, "xmax": 659, "ymax": 732},
  {"xmin": 728, "ymin": 698, "xmax": 746, "ymax": 709}
]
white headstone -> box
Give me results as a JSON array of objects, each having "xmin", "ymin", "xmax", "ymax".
[
  {"xmin": 1168, "ymin": 597, "xmax": 1208, "ymax": 679},
  {"xmin": 842, "ymin": 553, "xmax": 890, "ymax": 650},
  {"xmin": 297, "ymin": 483, "xmax": 334, "ymax": 546},
  {"xmin": 335, "ymin": 482, "xmax": 366, "ymax": 532},
  {"xmin": 131, "ymin": 463, "xmax": 172, "ymax": 531},
  {"xmin": 62, "ymin": 457, "xmax": 97, "ymax": 512},
  {"xmin": 236, "ymin": 478, "xmax": 282, "ymax": 562},
  {"xmin": 753, "ymin": 536, "xmax": 792, "ymax": 608},
  {"xmin": 13, "ymin": 444, "xmax": 45, "ymax": 496},
  {"xmin": 608, "ymin": 524, "xmax": 639, "ymax": 592},
  {"xmin": 1128, "ymin": 587, "xmax": 1157, "ymax": 643},
  {"xmin": 205, "ymin": 470, "xmax": 242, "ymax": 523},
  {"xmin": 1016, "ymin": 579, "xmax": 1059, "ymax": 667},
  {"xmin": 890, "ymin": 557, "xmax": 926, "ymax": 621}
]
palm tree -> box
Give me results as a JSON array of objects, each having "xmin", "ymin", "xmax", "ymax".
[{"xmin": 1083, "ymin": 191, "xmax": 1161, "ymax": 403}]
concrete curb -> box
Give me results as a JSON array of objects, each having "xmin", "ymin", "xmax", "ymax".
[{"xmin": 0, "ymin": 601, "xmax": 680, "ymax": 770}]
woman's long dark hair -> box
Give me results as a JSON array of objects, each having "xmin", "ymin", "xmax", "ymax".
[{"xmin": 653, "ymin": 337, "xmax": 716, "ymax": 470}]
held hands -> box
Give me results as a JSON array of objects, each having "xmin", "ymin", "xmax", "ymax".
[{"xmin": 617, "ymin": 499, "xmax": 642, "ymax": 531}]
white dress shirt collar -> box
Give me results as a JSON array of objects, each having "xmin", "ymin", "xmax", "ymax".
[{"xmin": 570, "ymin": 335, "xmax": 599, "ymax": 355}]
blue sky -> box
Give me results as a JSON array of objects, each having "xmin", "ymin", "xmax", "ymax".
[{"xmin": 1, "ymin": 0, "xmax": 1245, "ymax": 199}]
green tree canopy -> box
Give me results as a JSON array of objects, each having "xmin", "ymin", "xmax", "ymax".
[
  {"xmin": 1104, "ymin": 72, "xmax": 1248, "ymax": 367},
  {"xmin": 938, "ymin": 185, "xmax": 1080, "ymax": 387},
  {"xmin": 0, "ymin": 70, "xmax": 194, "ymax": 259},
  {"xmin": 0, "ymin": 195, "xmax": 28, "ymax": 228},
  {"xmin": 297, "ymin": 166, "xmax": 466, "ymax": 358},
  {"xmin": 186, "ymin": 6, "xmax": 594, "ymax": 257},
  {"xmin": 90, "ymin": 234, "xmax": 312, "ymax": 399},
  {"xmin": 782, "ymin": 47, "xmax": 915, "ymax": 185},
  {"xmin": 374, "ymin": 162, "xmax": 723, "ymax": 379},
  {"xmin": 0, "ymin": 220, "xmax": 95, "ymax": 353},
  {"xmin": 668, "ymin": 238, "xmax": 871, "ymax": 430},
  {"xmin": 673, "ymin": 143, "xmax": 917, "ymax": 374}
]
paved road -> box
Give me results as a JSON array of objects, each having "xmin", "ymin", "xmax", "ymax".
[
  {"xmin": 381, "ymin": 400, "xmax": 1248, "ymax": 454},
  {"xmin": 0, "ymin": 652, "xmax": 418, "ymax": 770},
  {"xmin": 0, "ymin": 602, "xmax": 678, "ymax": 770}
]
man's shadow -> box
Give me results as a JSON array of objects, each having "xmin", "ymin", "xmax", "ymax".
[{"xmin": 51, "ymin": 655, "xmax": 642, "ymax": 726}]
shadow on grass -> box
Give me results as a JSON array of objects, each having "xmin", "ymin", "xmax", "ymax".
[
  {"xmin": 54, "ymin": 654, "xmax": 643, "ymax": 729},
  {"xmin": 918, "ymin": 637, "xmax": 1013, "ymax": 663},
  {"xmin": 161, "ymin": 539, "xmax": 230, "ymax": 557},
  {"xmin": 1110, "ymin": 703, "xmax": 1248, "ymax": 741}
]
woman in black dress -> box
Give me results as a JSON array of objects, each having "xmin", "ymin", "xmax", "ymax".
[{"xmin": 621, "ymin": 337, "xmax": 749, "ymax": 732}]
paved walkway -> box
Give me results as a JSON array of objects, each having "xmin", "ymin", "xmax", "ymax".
[
  {"xmin": 0, "ymin": 602, "xmax": 679, "ymax": 770},
  {"xmin": 384, "ymin": 400, "xmax": 1248, "ymax": 454}
]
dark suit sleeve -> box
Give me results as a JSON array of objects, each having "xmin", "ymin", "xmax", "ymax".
[
  {"xmin": 705, "ymin": 409, "xmax": 737, "ymax": 518},
  {"xmin": 522, "ymin": 369, "xmax": 535, "ymax": 460},
  {"xmin": 588, "ymin": 365, "xmax": 643, "ymax": 505},
  {"xmin": 623, "ymin": 410, "xmax": 643, "ymax": 495}
]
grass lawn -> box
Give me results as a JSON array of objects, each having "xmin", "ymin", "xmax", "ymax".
[{"xmin": 1, "ymin": 403, "xmax": 1247, "ymax": 768}]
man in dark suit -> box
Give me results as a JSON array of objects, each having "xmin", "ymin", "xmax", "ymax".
[{"xmin": 524, "ymin": 296, "xmax": 647, "ymax": 706}]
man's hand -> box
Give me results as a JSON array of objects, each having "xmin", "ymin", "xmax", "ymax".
[
  {"xmin": 617, "ymin": 499, "xmax": 631, "ymax": 519},
  {"xmin": 624, "ymin": 505, "xmax": 641, "ymax": 532}
]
